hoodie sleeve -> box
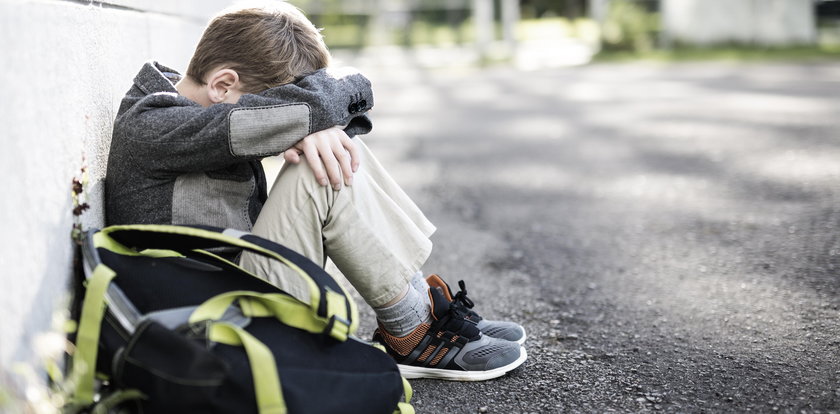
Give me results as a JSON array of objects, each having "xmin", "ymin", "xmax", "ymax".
[
  {"xmin": 113, "ymin": 66, "xmax": 374, "ymax": 175},
  {"xmin": 231, "ymin": 67, "xmax": 374, "ymax": 156}
]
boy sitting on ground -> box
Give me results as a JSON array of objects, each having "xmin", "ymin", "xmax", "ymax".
[{"xmin": 106, "ymin": 1, "xmax": 526, "ymax": 381}]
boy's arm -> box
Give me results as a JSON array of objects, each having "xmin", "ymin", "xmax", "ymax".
[
  {"xmin": 115, "ymin": 66, "xmax": 373, "ymax": 175},
  {"xmin": 249, "ymin": 67, "xmax": 374, "ymax": 138}
]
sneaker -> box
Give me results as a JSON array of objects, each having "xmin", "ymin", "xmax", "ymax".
[
  {"xmin": 426, "ymin": 274, "xmax": 527, "ymax": 345},
  {"xmin": 373, "ymin": 286, "xmax": 527, "ymax": 381}
]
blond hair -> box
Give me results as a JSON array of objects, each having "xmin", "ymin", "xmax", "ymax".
[{"xmin": 186, "ymin": 1, "xmax": 331, "ymax": 93}]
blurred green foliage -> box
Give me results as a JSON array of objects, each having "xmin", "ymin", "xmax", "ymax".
[
  {"xmin": 517, "ymin": 17, "xmax": 600, "ymax": 44},
  {"xmin": 315, "ymin": 16, "xmax": 371, "ymax": 49},
  {"xmin": 593, "ymin": 44, "xmax": 840, "ymax": 62},
  {"xmin": 291, "ymin": 0, "xmax": 594, "ymax": 50},
  {"xmin": 317, "ymin": 17, "xmax": 603, "ymax": 50},
  {"xmin": 0, "ymin": 386, "xmax": 10, "ymax": 409},
  {"xmin": 600, "ymin": 0, "xmax": 659, "ymax": 52},
  {"xmin": 290, "ymin": 0, "xmax": 840, "ymax": 62},
  {"xmin": 520, "ymin": 0, "xmax": 587, "ymax": 19},
  {"xmin": 290, "ymin": 0, "xmax": 474, "ymax": 48}
]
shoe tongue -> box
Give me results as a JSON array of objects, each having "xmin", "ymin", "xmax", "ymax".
[
  {"xmin": 429, "ymin": 286, "xmax": 451, "ymax": 320},
  {"xmin": 460, "ymin": 321, "xmax": 481, "ymax": 340},
  {"xmin": 429, "ymin": 288, "xmax": 481, "ymax": 340}
]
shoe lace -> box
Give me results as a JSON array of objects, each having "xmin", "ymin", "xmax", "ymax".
[
  {"xmin": 434, "ymin": 281, "xmax": 481, "ymax": 340},
  {"xmin": 451, "ymin": 280, "xmax": 478, "ymax": 320}
]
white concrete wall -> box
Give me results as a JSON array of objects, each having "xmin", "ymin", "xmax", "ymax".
[
  {"xmin": 0, "ymin": 0, "xmax": 230, "ymax": 399},
  {"xmin": 662, "ymin": 0, "xmax": 817, "ymax": 46}
]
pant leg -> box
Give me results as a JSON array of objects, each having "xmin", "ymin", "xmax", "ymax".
[{"xmin": 240, "ymin": 138, "xmax": 436, "ymax": 308}]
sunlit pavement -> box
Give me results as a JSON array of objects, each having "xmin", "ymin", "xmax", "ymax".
[{"xmin": 325, "ymin": 49, "xmax": 840, "ymax": 412}]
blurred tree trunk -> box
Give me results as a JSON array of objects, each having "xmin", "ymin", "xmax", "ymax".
[
  {"xmin": 502, "ymin": 0, "xmax": 520, "ymax": 49},
  {"xmin": 474, "ymin": 0, "xmax": 493, "ymax": 55},
  {"xmin": 565, "ymin": 0, "xmax": 583, "ymax": 19}
]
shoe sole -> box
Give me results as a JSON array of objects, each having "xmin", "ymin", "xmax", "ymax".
[
  {"xmin": 398, "ymin": 347, "xmax": 528, "ymax": 381},
  {"xmin": 515, "ymin": 330, "xmax": 527, "ymax": 345}
]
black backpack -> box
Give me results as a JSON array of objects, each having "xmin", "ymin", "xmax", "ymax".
[{"xmin": 66, "ymin": 224, "xmax": 413, "ymax": 414}]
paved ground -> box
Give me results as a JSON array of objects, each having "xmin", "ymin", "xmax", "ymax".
[{"xmin": 331, "ymin": 50, "xmax": 840, "ymax": 413}]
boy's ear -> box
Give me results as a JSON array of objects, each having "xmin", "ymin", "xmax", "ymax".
[{"xmin": 205, "ymin": 68, "xmax": 241, "ymax": 104}]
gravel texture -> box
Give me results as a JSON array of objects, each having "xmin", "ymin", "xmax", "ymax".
[{"xmin": 336, "ymin": 53, "xmax": 840, "ymax": 413}]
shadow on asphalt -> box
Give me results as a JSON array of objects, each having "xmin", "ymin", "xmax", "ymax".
[{"xmin": 348, "ymin": 53, "xmax": 840, "ymax": 413}]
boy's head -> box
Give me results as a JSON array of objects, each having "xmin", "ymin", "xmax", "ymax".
[{"xmin": 186, "ymin": 1, "xmax": 330, "ymax": 95}]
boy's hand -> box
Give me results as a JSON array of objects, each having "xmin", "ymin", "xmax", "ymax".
[{"xmin": 283, "ymin": 127, "xmax": 360, "ymax": 190}]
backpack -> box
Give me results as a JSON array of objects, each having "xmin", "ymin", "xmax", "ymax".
[{"xmin": 66, "ymin": 224, "xmax": 414, "ymax": 414}]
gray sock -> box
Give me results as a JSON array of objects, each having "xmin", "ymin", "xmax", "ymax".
[
  {"xmin": 374, "ymin": 283, "xmax": 432, "ymax": 337},
  {"xmin": 409, "ymin": 271, "xmax": 432, "ymax": 307}
]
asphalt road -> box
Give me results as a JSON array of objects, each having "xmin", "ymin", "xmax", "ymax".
[{"xmin": 335, "ymin": 51, "xmax": 840, "ymax": 413}]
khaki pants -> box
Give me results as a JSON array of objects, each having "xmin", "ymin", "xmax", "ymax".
[{"xmin": 239, "ymin": 139, "xmax": 436, "ymax": 307}]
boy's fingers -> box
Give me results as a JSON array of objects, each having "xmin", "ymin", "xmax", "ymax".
[
  {"xmin": 302, "ymin": 141, "xmax": 328, "ymax": 186},
  {"xmin": 316, "ymin": 140, "xmax": 343, "ymax": 190},
  {"xmin": 283, "ymin": 150, "xmax": 301, "ymax": 164},
  {"xmin": 342, "ymin": 135, "xmax": 360, "ymax": 173},
  {"xmin": 334, "ymin": 143, "xmax": 353, "ymax": 187}
]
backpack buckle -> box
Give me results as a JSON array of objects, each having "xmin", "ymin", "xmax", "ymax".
[{"xmin": 324, "ymin": 315, "xmax": 351, "ymax": 341}]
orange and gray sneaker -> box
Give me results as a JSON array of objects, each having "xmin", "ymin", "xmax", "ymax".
[
  {"xmin": 373, "ymin": 286, "xmax": 527, "ymax": 381},
  {"xmin": 426, "ymin": 274, "xmax": 527, "ymax": 345}
]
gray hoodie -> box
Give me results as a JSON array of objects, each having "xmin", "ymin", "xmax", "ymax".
[{"xmin": 105, "ymin": 61, "xmax": 374, "ymax": 231}]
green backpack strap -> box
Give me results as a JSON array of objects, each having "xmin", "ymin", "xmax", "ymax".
[
  {"xmin": 209, "ymin": 322, "xmax": 287, "ymax": 414},
  {"xmin": 69, "ymin": 263, "xmax": 117, "ymax": 406},
  {"xmin": 94, "ymin": 224, "xmax": 359, "ymax": 338},
  {"xmin": 393, "ymin": 377, "xmax": 415, "ymax": 414},
  {"xmin": 190, "ymin": 290, "xmax": 352, "ymax": 342}
]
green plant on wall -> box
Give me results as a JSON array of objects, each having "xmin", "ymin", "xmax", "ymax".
[
  {"xmin": 601, "ymin": 0, "xmax": 658, "ymax": 52},
  {"xmin": 71, "ymin": 163, "xmax": 90, "ymax": 245}
]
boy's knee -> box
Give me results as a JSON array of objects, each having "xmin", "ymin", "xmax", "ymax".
[
  {"xmin": 272, "ymin": 160, "xmax": 337, "ymax": 199},
  {"xmin": 275, "ymin": 160, "xmax": 316, "ymax": 185}
]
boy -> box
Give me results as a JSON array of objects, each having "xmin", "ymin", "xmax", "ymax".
[{"xmin": 106, "ymin": 1, "xmax": 526, "ymax": 381}]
